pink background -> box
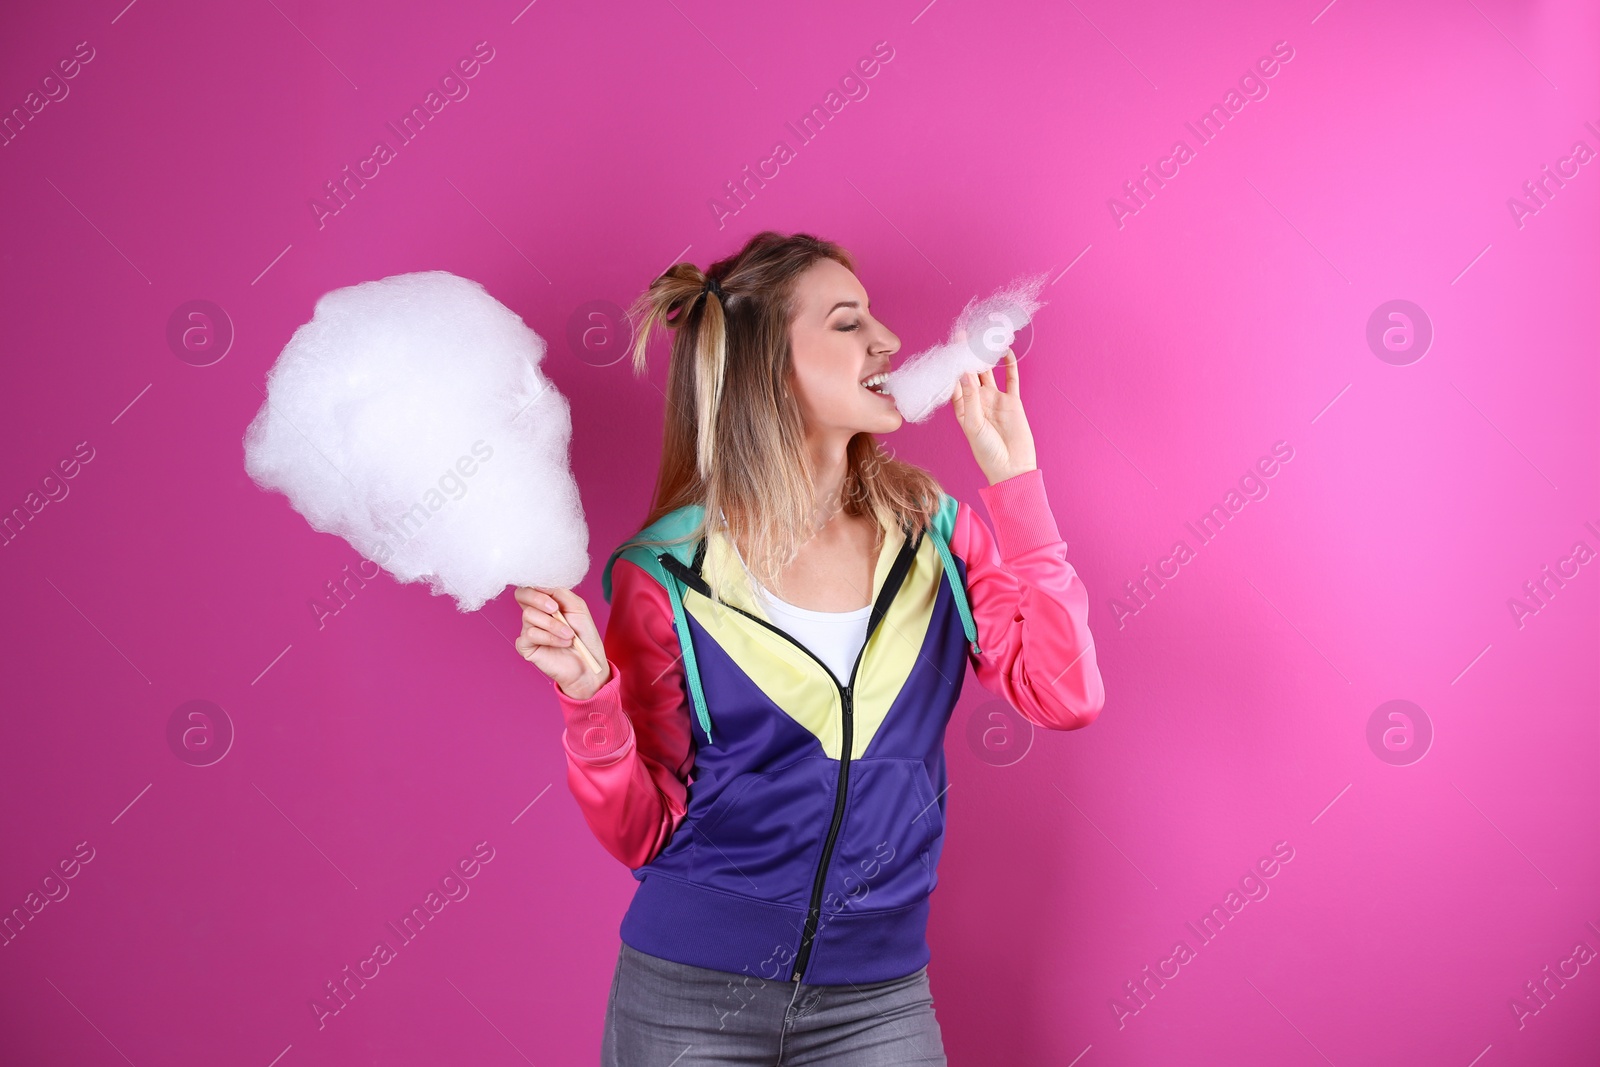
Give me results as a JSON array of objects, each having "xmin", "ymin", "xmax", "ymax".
[{"xmin": 2, "ymin": 0, "xmax": 1596, "ymax": 1063}]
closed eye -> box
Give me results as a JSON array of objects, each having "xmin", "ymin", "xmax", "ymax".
[{"xmin": 836, "ymin": 322, "xmax": 860, "ymax": 332}]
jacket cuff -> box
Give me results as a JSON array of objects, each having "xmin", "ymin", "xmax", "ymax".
[
  {"xmin": 551, "ymin": 661, "xmax": 635, "ymax": 764},
  {"xmin": 977, "ymin": 468, "xmax": 1062, "ymax": 559}
]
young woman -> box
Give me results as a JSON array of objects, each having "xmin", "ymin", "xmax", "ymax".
[{"xmin": 515, "ymin": 231, "xmax": 1105, "ymax": 1066}]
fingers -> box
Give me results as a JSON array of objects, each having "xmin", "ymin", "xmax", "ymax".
[
  {"xmin": 973, "ymin": 350, "xmax": 1019, "ymax": 398},
  {"xmin": 516, "ymin": 586, "xmax": 576, "ymax": 641},
  {"xmin": 517, "ymin": 586, "xmax": 592, "ymax": 625},
  {"xmin": 543, "ymin": 585, "xmax": 593, "ymax": 623},
  {"xmin": 514, "ymin": 586, "xmax": 563, "ymax": 615},
  {"xmin": 521, "ymin": 607, "xmax": 574, "ymax": 643},
  {"xmin": 518, "ymin": 624, "xmax": 574, "ymax": 656},
  {"xmin": 951, "ymin": 372, "xmax": 977, "ymax": 431}
]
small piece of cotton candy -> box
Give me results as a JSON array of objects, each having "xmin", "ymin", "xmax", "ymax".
[
  {"xmin": 884, "ymin": 274, "xmax": 1049, "ymax": 423},
  {"xmin": 242, "ymin": 270, "xmax": 588, "ymax": 612}
]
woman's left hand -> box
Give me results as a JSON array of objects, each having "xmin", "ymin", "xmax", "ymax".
[{"xmin": 950, "ymin": 348, "xmax": 1037, "ymax": 486}]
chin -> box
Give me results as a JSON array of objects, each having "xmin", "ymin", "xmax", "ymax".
[
  {"xmin": 853, "ymin": 407, "xmax": 902, "ymax": 435},
  {"xmin": 875, "ymin": 397, "xmax": 905, "ymax": 432},
  {"xmin": 836, "ymin": 396, "xmax": 903, "ymax": 437}
]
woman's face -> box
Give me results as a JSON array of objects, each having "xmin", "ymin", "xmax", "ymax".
[{"xmin": 787, "ymin": 258, "xmax": 903, "ymax": 442}]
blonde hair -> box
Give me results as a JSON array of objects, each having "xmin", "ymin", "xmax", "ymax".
[{"xmin": 624, "ymin": 230, "xmax": 941, "ymax": 603}]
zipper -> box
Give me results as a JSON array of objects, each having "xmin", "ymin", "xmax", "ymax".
[{"xmin": 657, "ymin": 524, "xmax": 922, "ymax": 983}]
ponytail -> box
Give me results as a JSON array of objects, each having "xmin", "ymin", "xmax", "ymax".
[{"xmin": 627, "ymin": 264, "xmax": 731, "ymax": 482}]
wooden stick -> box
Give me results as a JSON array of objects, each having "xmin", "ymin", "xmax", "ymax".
[{"xmin": 551, "ymin": 607, "xmax": 603, "ymax": 675}]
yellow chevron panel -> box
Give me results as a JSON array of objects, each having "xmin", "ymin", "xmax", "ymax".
[
  {"xmin": 851, "ymin": 539, "xmax": 939, "ymax": 756},
  {"xmin": 680, "ymin": 519, "xmax": 942, "ymax": 759},
  {"xmin": 683, "ymin": 591, "xmax": 841, "ymax": 752}
]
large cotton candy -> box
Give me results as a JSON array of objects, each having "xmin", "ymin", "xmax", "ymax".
[
  {"xmin": 884, "ymin": 274, "xmax": 1048, "ymax": 423},
  {"xmin": 242, "ymin": 270, "xmax": 588, "ymax": 612}
]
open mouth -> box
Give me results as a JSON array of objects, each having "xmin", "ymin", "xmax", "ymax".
[{"xmin": 860, "ymin": 371, "xmax": 889, "ymax": 394}]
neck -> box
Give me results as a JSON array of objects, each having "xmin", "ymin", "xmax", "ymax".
[{"xmin": 805, "ymin": 430, "xmax": 853, "ymax": 532}]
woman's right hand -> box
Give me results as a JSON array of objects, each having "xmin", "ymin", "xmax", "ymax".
[{"xmin": 514, "ymin": 586, "xmax": 611, "ymax": 700}]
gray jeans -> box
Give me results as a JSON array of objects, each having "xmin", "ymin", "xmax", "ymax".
[{"xmin": 601, "ymin": 941, "xmax": 948, "ymax": 1066}]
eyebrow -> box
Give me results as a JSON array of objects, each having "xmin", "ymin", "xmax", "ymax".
[{"xmin": 827, "ymin": 299, "xmax": 868, "ymax": 315}]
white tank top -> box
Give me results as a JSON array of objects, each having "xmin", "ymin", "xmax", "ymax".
[
  {"xmin": 751, "ymin": 584, "xmax": 871, "ymax": 687},
  {"xmin": 727, "ymin": 530, "xmax": 872, "ymax": 687}
]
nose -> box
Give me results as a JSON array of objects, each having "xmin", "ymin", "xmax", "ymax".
[{"xmin": 872, "ymin": 319, "xmax": 900, "ymax": 357}]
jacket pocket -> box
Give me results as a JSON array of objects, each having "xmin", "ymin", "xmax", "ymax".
[
  {"xmin": 818, "ymin": 758, "xmax": 945, "ymax": 922},
  {"xmin": 687, "ymin": 756, "xmax": 835, "ymax": 907},
  {"xmin": 913, "ymin": 760, "xmax": 947, "ymax": 892}
]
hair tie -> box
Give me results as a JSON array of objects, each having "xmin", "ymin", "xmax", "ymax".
[{"xmin": 702, "ymin": 274, "xmax": 723, "ymax": 300}]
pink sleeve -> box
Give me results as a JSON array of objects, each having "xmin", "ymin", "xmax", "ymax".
[
  {"xmin": 547, "ymin": 557, "xmax": 694, "ymax": 869},
  {"xmin": 950, "ymin": 468, "xmax": 1106, "ymax": 730}
]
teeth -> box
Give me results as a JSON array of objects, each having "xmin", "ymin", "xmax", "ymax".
[{"xmin": 860, "ymin": 372, "xmax": 889, "ymax": 389}]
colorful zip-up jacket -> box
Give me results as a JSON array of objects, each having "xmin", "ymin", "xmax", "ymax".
[{"xmin": 547, "ymin": 468, "xmax": 1104, "ymax": 985}]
